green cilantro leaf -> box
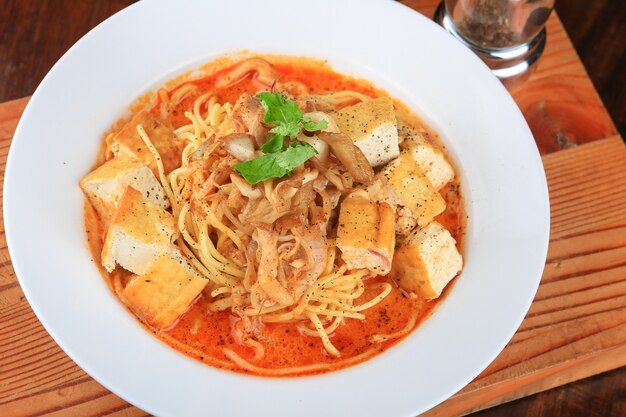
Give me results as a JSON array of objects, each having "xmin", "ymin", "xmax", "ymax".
[
  {"xmin": 257, "ymin": 92, "xmax": 328, "ymax": 138},
  {"xmin": 235, "ymin": 93, "xmax": 329, "ymax": 184},
  {"xmin": 302, "ymin": 117, "xmax": 328, "ymax": 132},
  {"xmin": 269, "ymin": 122, "xmax": 301, "ymax": 138},
  {"xmin": 260, "ymin": 134, "xmax": 285, "ymax": 153},
  {"xmin": 234, "ymin": 141, "xmax": 318, "ymax": 184},
  {"xmin": 257, "ymin": 92, "xmax": 303, "ymax": 138}
]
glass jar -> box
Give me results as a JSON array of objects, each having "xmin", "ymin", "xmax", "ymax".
[{"xmin": 435, "ymin": 0, "xmax": 555, "ymax": 89}]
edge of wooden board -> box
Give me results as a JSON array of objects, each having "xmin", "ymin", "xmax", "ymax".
[{"xmin": 425, "ymin": 342, "xmax": 626, "ymax": 416}]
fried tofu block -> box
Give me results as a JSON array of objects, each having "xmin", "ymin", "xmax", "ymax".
[
  {"xmin": 337, "ymin": 191, "xmax": 395, "ymax": 275},
  {"xmin": 332, "ymin": 97, "xmax": 399, "ymax": 167},
  {"xmin": 80, "ymin": 157, "xmax": 169, "ymax": 221},
  {"xmin": 400, "ymin": 128, "xmax": 455, "ymax": 190},
  {"xmin": 101, "ymin": 187, "xmax": 177, "ymax": 274},
  {"xmin": 391, "ymin": 222, "xmax": 462, "ymax": 299},
  {"xmin": 123, "ymin": 253, "xmax": 208, "ymax": 330},
  {"xmin": 379, "ymin": 152, "xmax": 446, "ymax": 227},
  {"xmin": 106, "ymin": 110, "xmax": 182, "ymax": 176}
]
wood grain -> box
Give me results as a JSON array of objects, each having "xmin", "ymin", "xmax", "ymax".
[
  {"xmin": 509, "ymin": 13, "xmax": 619, "ymax": 154},
  {"xmin": 402, "ymin": 0, "xmax": 618, "ymax": 154},
  {"xmin": 423, "ymin": 135, "xmax": 626, "ymax": 416},
  {"xmin": 555, "ymin": 0, "xmax": 626, "ymax": 140},
  {"xmin": 1, "ymin": 2, "xmax": 625, "ymax": 417},
  {"xmin": 0, "ymin": 0, "xmax": 134, "ymax": 103}
]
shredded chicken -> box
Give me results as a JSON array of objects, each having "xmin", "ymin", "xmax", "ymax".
[
  {"xmin": 169, "ymin": 77, "xmax": 402, "ymax": 339},
  {"xmin": 290, "ymin": 227, "xmax": 327, "ymax": 297},
  {"xmin": 317, "ymin": 132, "xmax": 374, "ymax": 185},
  {"xmin": 231, "ymin": 93, "xmax": 267, "ymax": 145},
  {"xmin": 250, "ymin": 229, "xmax": 294, "ymax": 307}
]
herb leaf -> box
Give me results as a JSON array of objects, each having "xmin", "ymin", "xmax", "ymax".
[
  {"xmin": 260, "ymin": 134, "xmax": 285, "ymax": 153},
  {"xmin": 302, "ymin": 117, "xmax": 328, "ymax": 132},
  {"xmin": 257, "ymin": 92, "xmax": 303, "ymax": 138},
  {"xmin": 257, "ymin": 92, "xmax": 328, "ymax": 138},
  {"xmin": 269, "ymin": 122, "xmax": 301, "ymax": 138},
  {"xmin": 236, "ymin": 93, "xmax": 328, "ymax": 183},
  {"xmin": 234, "ymin": 141, "xmax": 318, "ymax": 184}
]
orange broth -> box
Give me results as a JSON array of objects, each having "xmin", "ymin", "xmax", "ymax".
[{"xmin": 86, "ymin": 56, "xmax": 464, "ymax": 377}]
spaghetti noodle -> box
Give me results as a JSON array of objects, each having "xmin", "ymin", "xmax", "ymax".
[
  {"xmin": 136, "ymin": 89, "xmax": 392, "ymax": 355},
  {"xmin": 83, "ymin": 55, "xmax": 464, "ymax": 377}
]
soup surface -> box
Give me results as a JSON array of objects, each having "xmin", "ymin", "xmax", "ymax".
[{"xmin": 82, "ymin": 55, "xmax": 464, "ymax": 377}]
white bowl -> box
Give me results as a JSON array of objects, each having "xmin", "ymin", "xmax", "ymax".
[{"xmin": 4, "ymin": 0, "xmax": 550, "ymax": 416}]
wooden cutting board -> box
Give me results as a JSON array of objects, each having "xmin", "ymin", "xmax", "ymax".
[{"xmin": 1, "ymin": 1, "xmax": 625, "ymax": 416}]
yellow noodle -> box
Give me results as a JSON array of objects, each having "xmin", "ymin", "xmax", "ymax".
[
  {"xmin": 211, "ymin": 286, "xmax": 232, "ymax": 297},
  {"xmin": 178, "ymin": 202, "xmax": 200, "ymax": 250},
  {"xmin": 159, "ymin": 332, "xmax": 233, "ymax": 368},
  {"xmin": 208, "ymin": 297, "xmax": 233, "ymax": 311},
  {"xmin": 312, "ymin": 309, "xmax": 364, "ymax": 320},
  {"xmin": 184, "ymin": 111, "xmax": 203, "ymax": 141},
  {"xmin": 348, "ymin": 283, "xmax": 393, "ymax": 312},
  {"xmin": 170, "ymin": 83, "xmax": 198, "ymax": 106},
  {"xmin": 306, "ymin": 311, "xmax": 340, "ymax": 356},
  {"xmin": 193, "ymin": 92, "xmax": 213, "ymax": 131},
  {"xmin": 297, "ymin": 314, "xmax": 342, "ymax": 337},
  {"xmin": 371, "ymin": 307, "xmax": 420, "ymax": 344},
  {"xmin": 242, "ymin": 337, "xmax": 265, "ymax": 360},
  {"xmin": 222, "ymin": 347, "xmax": 378, "ymax": 376},
  {"xmin": 133, "ymin": 92, "xmax": 399, "ymax": 361},
  {"xmin": 197, "ymin": 228, "xmax": 243, "ymax": 278},
  {"xmin": 136, "ymin": 125, "xmax": 177, "ymax": 211}
]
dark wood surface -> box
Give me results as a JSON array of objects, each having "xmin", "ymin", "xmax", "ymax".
[
  {"xmin": 1, "ymin": 1, "xmax": 624, "ymax": 416},
  {"xmin": 555, "ymin": 0, "xmax": 626, "ymax": 140},
  {"xmin": 1, "ymin": 0, "xmax": 624, "ymax": 140}
]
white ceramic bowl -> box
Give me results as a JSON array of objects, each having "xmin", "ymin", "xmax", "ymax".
[{"xmin": 4, "ymin": 0, "xmax": 550, "ymax": 416}]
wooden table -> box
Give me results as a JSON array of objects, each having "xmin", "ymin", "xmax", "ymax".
[{"xmin": 1, "ymin": 1, "xmax": 625, "ymax": 416}]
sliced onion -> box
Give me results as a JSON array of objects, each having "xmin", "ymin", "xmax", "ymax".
[
  {"xmin": 215, "ymin": 58, "xmax": 279, "ymax": 88},
  {"xmin": 220, "ymin": 133, "xmax": 256, "ymax": 161},
  {"xmin": 298, "ymin": 133, "xmax": 329, "ymax": 163},
  {"xmin": 303, "ymin": 111, "xmax": 340, "ymax": 133},
  {"xmin": 317, "ymin": 132, "xmax": 374, "ymax": 185}
]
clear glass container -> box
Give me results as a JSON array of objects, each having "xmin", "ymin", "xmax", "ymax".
[{"xmin": 435, "ymin": 0, "xmax": 554, "ymax": 89}]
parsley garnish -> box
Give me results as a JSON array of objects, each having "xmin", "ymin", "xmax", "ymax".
[
  {"xmin": 234, "ymin": 141, "xmax": 318, "ymax": 184},
  {"xmin": 234, "ymin": 93, "xmax": 328, "ymax": 184},
  {"xmin": 257, "ymin": 92, "xmax": 327, "ymax": 153}
]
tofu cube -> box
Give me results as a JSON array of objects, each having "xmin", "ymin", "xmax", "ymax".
[
  {"xmin": 123, "ymin": 253, "xmax": 208, "ymax": 330},
  {"xmin": 379, "ymin": 152, "xmax": 446, "ymax": 227},
  {"xmin": 332, "ymin": 97, "xmax": 399, "ymax": 167},
  {"xmin": 106, "ymin": 110, "xmax": 182, "ymax": 176},
  {"xmin": 391, "ymin": 222, "xmax": 462, "ymax": 299},
  {"xmin": 400, "ymin": 129, "xmax": 455, "ymax": 190},
  {"xmin": 101, "ymin": 187, "xmax": 177, "ymax": 274},
  {"xmin": 80, "ymin": 157, "xmax": 169, "ymax": 221},
  {"xmin": 337, "ymin": 191, "xmax": 395, "ymax": 275}
]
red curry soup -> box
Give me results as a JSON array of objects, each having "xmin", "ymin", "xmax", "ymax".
[{"xmin": 80, "ymin": 55, "xmax": 464, "ymax": 377}]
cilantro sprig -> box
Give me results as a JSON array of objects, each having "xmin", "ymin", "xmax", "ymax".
[
  {"xmin": 258, "ymin": 92, "xmax": 327, "ymax": 153},
  {"xmin": 234, "ymin": 93, "xmax": 328, "ymax": 184},
  {"xmin": 234, "ymin": 141, "xmax": 318, "ymax": 184}
]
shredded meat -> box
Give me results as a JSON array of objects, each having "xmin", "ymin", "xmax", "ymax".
[
  {"xmin": 289, "ymin": 228, "xmax": 327, "ymax": 298},
  {"xmin": 250, "ymin": 229, "xmax": 294, "ymax": 308},
  {"xmin": 231, "ymin": 93, "xmax": 268, "ymax": 145},
  {"xmin": 317, "ymin": 132, "xmax": 374, "ymax": 185}
]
